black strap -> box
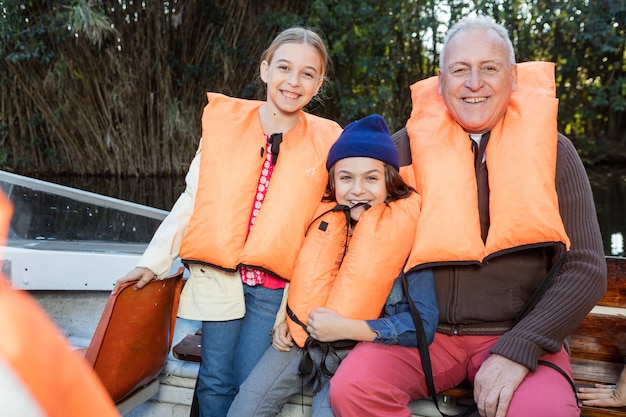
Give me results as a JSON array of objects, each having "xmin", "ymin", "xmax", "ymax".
[
  {"xmin": 268, "ymin": 133, "xmax": 282, "ymax": 165},
  {"xmin": 537, "ymin": 359, "xmax": 577, "ymax": 396},
  {"xmin": 286, "ymin": 303, "xmax": 307, "ymax": 331},
  {"xmin": 297, "ymin": 337, "xmax": 355, "ymax": 394},
  {"xmin": 511, "ymin": 251, "xmax": 567, "ymax": 327},
  {"xmin": 405, "ymin": 250, "xmax": 569, "ymax": 417},
  {"xmin": 403, "ymin": 270, "xmax": 478, "ymax": 417},
  {"xmin": 286, "ymin": 303, "xmax": 355, "ymax": 394}
]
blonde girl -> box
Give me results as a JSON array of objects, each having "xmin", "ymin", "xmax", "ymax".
[{"xmin": 115, "ymin": 27, "xmax": 342, "ymax": 417}]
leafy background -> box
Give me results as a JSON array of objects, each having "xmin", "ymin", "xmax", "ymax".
[{"xmin": 1, "ymin": 0, "xmax": 625, "ymax": 176}]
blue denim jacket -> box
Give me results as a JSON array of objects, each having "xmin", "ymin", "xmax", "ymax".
[{"xmin": 366, "ymin": 268, "xmax": 438, "ymax": 347}]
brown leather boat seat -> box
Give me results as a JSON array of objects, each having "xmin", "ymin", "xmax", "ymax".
[{"xmin": 79, "ymin": 267, "xmax": 183, "ymax": 406}]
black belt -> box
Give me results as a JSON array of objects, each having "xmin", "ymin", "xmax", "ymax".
[{"xmin": 436, "ymin": 322, "xmax": 512, "ymax": 336}]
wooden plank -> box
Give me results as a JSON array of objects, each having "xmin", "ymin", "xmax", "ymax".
[
  {"xmin": 572, "ymin": 358, "xmax": 623, "ymax": 385},
  {"xmin": 440, "ymin": 387, "xmax": 473, "ymax": 399},
  {"xmin": 599, "ymin": 257, "xmax": 626, "ymax": 308},
  {"xmin": 570, "ymin": 313, "xmax": 626, "ymax": 363},
  {"xmin": 580, "ymin": 403, "xmax": 626, "ymax": 417},
  {"xmin": 116, "ymin": 379, "xmax": 160, "ymax": 416},
  {"xmin": 172, "ymin": 333, "xmax": 202, "ymax": 363}
]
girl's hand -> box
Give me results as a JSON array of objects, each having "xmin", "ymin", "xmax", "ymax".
[
  {"xmin": 112, "ymin": 267, "xmax": 156, "ymax": 295},
  {"xmin": 272, "ymin": 321, "xmax": 293, "ymax": 352},
  {"xmin": 578, "ymin": 383, "xmax": 626, "ymax": 408},
  {"xmin": 577, "ymin": 367, "xmax": 626, "ymax": 408},
  {"xmin": 307, "ymin": 307, "xmax": 376, "ymax": 342}
]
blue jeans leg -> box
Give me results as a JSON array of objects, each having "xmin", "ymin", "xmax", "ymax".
[
  {"xmin": 311, "ymin": 348, "xmax": 348, "ymax": 417},
  {"xmin": 234, "ymin": 284, "xmax": 284, "ymax": 386},
  {"xmin": 198, "ymin": 319, "xmax": 241, "ymax": 417},
  {"xmin": 196, "ymin": 284, "xmax": 283, "ymax": 417},
  {"xmin": 312, "ymin": 378, "xmax": 334, "ymax": 417},
  {"xmin": 226, "ymin": 345, "xmax": 302, "ymax": 417}
]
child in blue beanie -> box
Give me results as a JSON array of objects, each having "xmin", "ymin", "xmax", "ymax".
[
  {"xmin": 227, "ymin": 114, "xmax": 438, "ymax": 417},
  {"xmin": 325, "ymin": 113, "xmax": 400, "ymax": 171}
]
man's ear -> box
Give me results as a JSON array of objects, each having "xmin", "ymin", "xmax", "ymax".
[
  {"xmin": 511, "ymin": 64, "xmax": 518, "ymax": 91},
  {"xmin": 437, "ymin": 70, "xmax": 443, "ymax": 94}
]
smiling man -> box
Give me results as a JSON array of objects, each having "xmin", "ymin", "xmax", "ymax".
[
  {"xmin": 438, "ymin": 24, "xmax": 517, "ymax": 135},
  {"xmin": 329, "ymin": 15, "xmax": 607, "ymax": 417}
]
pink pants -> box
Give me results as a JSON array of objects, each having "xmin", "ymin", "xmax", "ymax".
[{"xmin": 329, "ymin": 333, "xmax": 579, "ymax": 417}]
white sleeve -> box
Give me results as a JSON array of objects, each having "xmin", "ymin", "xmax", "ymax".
[{"xmin": 136, "ymin": 140, "xmax": 202, "ymax": 277}]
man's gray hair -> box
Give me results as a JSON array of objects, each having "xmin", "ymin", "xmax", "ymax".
[{"xmin": 439, "ymin": 15, "xmax": 516, "ymax": 69}]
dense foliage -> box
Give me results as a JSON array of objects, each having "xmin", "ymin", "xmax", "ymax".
[{"xmin": 1, "ymin": 0, "xmax": 625, "ymax": 175}]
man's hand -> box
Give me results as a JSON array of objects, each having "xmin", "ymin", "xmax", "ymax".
[
  {"xmin": 473, "ymin": 354, "xmax": 529, "ymax": 417},
  {"xmin": 272, "ymin": 321, "xmax": 293, "ymax": 352},
  {"xmin": 112, "ymin": 267, "xmax": 156, "ymax": 294}
]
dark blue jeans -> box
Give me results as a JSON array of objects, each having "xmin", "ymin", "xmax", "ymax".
[{"xmin": 196, "ymin": 283, "xmax": 283, "ymax": 417}]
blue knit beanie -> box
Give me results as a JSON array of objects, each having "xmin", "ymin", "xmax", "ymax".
[{"xmin": 326, "ymin": 114, "xmax": 399, "ymax": 171}]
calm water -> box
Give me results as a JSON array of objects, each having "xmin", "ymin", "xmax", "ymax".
[
  {"xmin": 586, "ymin": 167, "xmax": 626, "ymax": 257},
  {"xmin": 42, "ymin": 166, "xmax": 626, "ymax": 257}
]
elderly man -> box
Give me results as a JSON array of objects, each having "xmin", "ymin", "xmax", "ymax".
[{"xmin": 329, "ymin": 15, "xmax": 606, "ymax": 417}]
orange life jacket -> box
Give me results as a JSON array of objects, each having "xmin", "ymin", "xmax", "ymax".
[
  {"xmin": 405, "ymin": 61, "xmax": 569, "ymax": 269},
  {"xmin": 287, "ymin": 193, "xmax": 421, "ymax": 347},
  {"xmin": 180, "ymin": 93, "xmax": 342, "ymax": 279},
  {"xmin": 0, "ymin": 192, "xmax": 120, "ymax": 417}
]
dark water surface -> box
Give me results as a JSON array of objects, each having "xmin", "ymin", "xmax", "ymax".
[
  {"xmin": 41, "ymin": 166, "xmax": 626, "ymax": 257},
  {"xmin": 586, "ymin": 167, "xmax": 626, "ymax": 257}
]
